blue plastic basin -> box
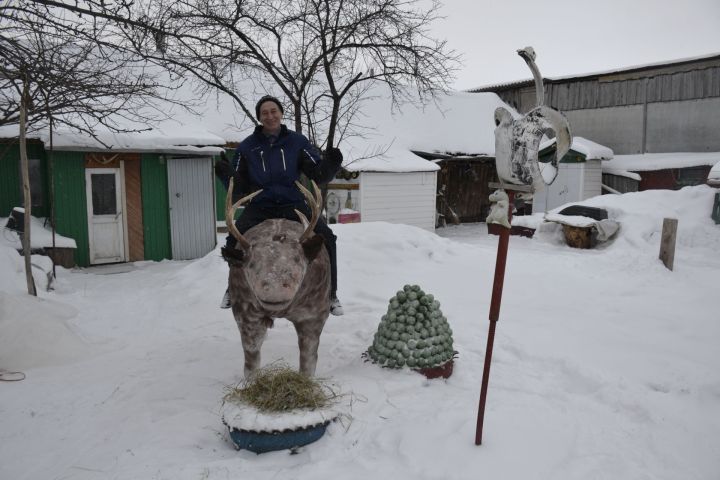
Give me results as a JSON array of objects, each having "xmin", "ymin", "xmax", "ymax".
[{"xmin": 228, "ymin": 422, "xmax": 329, "ymax": 454}]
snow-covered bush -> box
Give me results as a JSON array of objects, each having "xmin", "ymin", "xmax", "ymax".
[{"xmin": 366, "ymin": 285, "xmax": 454, "ymax": 369}]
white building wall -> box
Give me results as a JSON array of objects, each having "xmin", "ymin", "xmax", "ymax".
[
  {"xmin": 532, "ymin": 160, "xmax": 603, "ymax": 213},
  {"xmin": 359, "ymin": 171, "xmax": 437, "ymax": 231},
  {"xmin": 582, "ymin": 160, "xmax": 603, "ymax": 199}
]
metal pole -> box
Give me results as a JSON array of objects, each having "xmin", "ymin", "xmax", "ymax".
[{"xmin": 475, "ymin": 190, "xmax": 514, "ymax": 445}]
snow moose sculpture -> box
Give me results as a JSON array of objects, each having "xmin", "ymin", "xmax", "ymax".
[{"xmin": 221, "ymin": 179, "xmax": 331, "ymax": 377}]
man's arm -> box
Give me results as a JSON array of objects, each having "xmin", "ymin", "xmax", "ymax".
[
  {"xmin": 215, "ymin": 148, "xmax": 252, "ymax": 202},
  {"xmin": 299, "ymin": 140, "xmax": 343, "ymax": 185}
]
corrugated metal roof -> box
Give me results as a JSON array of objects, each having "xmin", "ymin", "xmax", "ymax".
[{"xmin": 468, "ymin": 52, "xmax": 720, "ymax": 92}]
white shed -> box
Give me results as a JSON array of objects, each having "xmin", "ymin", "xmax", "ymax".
[
  {"xmin": 532, "ymin": 137, "xmax": 613, "ymax": 213},
  {"xmin": 328, "ymin": 149, "xmax": 438, "ymax": 231},
  {"xmin": 331, "ymin": 87, "xmax": 513, "ymax": 230}
]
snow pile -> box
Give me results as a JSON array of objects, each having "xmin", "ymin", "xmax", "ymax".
[
  {"xmin": 541, "ymin": 136, "xmax": 614, "ymax": 161},
  {"xmin": 0, "ymin": 240, "xmax": 93, "ymax": 370},
  {"xmin": 221, "ymin": 398, "xmax": 341, "ymax": 433},
  {"xmin": 574, "ymin": 185, "xmax": 720, "ymax": 253},
  {"xmin": 518, "ymin": 185, "xmax": 719, "ymax": 254},
  {"xmin": 0, "ymin": 289, "xmax": 93, "ymax": 370},
  {"xmin": 0, "ymin": 214, "xmax": 77, "ymax": 249},
  {"xmin": 603, "ymin": 152, "xmax": 720, "ymax": 179}
]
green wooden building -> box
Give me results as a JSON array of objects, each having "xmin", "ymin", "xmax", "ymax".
[{"xmin": 1, "ymin": 137, "xmax": 225, "ymax": 267}]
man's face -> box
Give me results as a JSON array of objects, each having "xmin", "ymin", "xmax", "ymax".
[{"xmin": 259, "ymin": 101, "xmax": 282, "ymax": 133}]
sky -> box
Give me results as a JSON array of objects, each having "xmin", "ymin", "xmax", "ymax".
[
  {"xmin": 1, "ymin": 185, "xmax": 719, "ymax": 479},
  {"xmin": 431, "ymin": 0, "xmax": 720, "ymax": 90}
]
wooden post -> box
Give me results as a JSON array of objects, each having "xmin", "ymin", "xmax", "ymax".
[{"xmin": 659, "ymin": 218, "xmax": 678, "ymax": 271}]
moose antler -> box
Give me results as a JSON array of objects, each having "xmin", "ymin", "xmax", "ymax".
[
  {"xmin": 294, "ymin": 180, "xmax": 322, "ymax": 243},
  {"xmin": 226, "ymin": 178, "xmax": 262, "ymax": 250}
]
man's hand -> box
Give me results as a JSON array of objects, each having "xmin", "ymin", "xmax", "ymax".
[{"xmin": 214, "ymin": 151, "xmax": 234, "ymax": 179}]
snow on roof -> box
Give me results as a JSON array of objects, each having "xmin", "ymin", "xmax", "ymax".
[
  {"xmin": 0, "ymin": 80, "xmax": 250, "ymax": 155},
  {"xmin": 44, "ymin": 127, "xmax": 227, "ymax": 154},
  {"xmin": 347, "ymin": 147, "xmax": 439, "ymax": 173},
  {"xmin": 707, "ymin": 161, "xmax": 720, "ymax": 186},
  {"xmin": 540, "ymin": 136, "xmax": 614, "ymax": 161},
  {"xmin": 603, "ymin": 152, "xmax": 720, "ymax": 174},
  {"xmin": 470, "ymin": 52, "xmax": 720, "ymax": 91},
  {"xmin": 343, "ymin": 87, "xmax": 515, "ymax": 172},
  {"xmin": 0, "ymin": 123, "xmax": 226, "ymax": 155}
]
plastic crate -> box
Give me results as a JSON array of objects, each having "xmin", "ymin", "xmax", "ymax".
[{"xmin": 338, "ymin": 212, "xmax": 360, "ymax": 224}]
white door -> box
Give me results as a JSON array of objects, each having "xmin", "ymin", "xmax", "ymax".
[
  {"xmin": 167, "ymin": 157, "xmax": 216, "ymax": 260},
  {"xmin": 85, "ymin": 168, "xmax": 126, "ymax": 264}
]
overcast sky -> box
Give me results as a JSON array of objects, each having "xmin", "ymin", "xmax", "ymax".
[{"xmin": 431, "ymin": 0, "xmax": 720, "ymax": 90}]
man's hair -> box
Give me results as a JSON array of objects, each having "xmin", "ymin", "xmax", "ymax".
[{"xmin": 255, "ymin": 95, "xmax": 284, "ymax": 120}]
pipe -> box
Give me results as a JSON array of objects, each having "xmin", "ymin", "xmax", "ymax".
[
  {"xmin": 475, "ymin": 190, "xmax": 515, "ymax": 445},
  {"xmin": 602, "ymin": 183, "xmax": 622, "ymax": 195}
]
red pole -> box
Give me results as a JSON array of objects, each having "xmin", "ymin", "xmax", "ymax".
[{"xmin": 475, "ymin": 190, "xmax": 514, "ymax": 445}]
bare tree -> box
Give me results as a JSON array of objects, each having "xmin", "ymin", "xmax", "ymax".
[
  {"xmin": 14, "ymin": 0, "xmax": 460, "ymax": 219},
  {"xmin": 1, "ymin": 15, "xmax": 180, "ymax": 136},
  {"xmin": 20, "ymin": 0, "xmax": 459, "ymax": 149},
  {"xmin": 1, "ymin": 3, "xmax": 183, "ymax": 294},
  {"xmin": 303, "ymin": 0, "xmax": 459, "ymax": 149}
]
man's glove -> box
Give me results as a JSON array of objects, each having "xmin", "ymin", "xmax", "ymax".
[
  {"xmin": 214, "ymin": 151, "xmax": 235, "ymax": 179},
  {"xmin": 324, "ymin": 147, "xmax": 343, "ymax": 166}
]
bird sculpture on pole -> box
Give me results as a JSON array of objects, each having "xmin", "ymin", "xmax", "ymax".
[
  {"xmin": 476, "ymin": 47, "xmax": 572, "ymax": 445},
  {"xmin": 493, "ymin": 46, "xmax": 572, "ymax": 190}
]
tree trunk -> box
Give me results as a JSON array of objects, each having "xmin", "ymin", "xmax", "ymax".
[
  {"xmin": 47, "ymin": 106, "xmax": 56, "ymax": 279},
  {"xmin": 19, "ymin": 79, "xmax": 37, "ymax": 296},
  {"xmin": 326, "ymin": 99, "xmax": 339, "ymax": 149},
  {"xmin": 293, "ymin": 99, "xmax": 303, "ymax": 134}
]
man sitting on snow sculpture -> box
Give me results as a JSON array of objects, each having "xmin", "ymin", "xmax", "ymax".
[{"xmin": 214, "ymin": 95, "xmax": 345, "ymax": 315}]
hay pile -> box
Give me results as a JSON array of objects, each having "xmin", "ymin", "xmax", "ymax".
[{"xmin": 224, "ymin": 364, "xmax": 337, "ymax": 412}]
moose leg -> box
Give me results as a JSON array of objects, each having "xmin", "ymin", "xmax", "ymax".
[
  {"xmin": 236, "ymin": 318, "xmax": 270, "ymax": 378},
  {"xmin": 293, "ymin": 320, "xmax": 326, "ymax": 376}
]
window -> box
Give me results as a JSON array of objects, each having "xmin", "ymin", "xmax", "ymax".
[
  {"xmin": 90, "ymin": 173, "xmax": 117, "ymax": 215},
  {"xmin": 676, "ymin": 166, "xmax": 710, "ymax": 188}
]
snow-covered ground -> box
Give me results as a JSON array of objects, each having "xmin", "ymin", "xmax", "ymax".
[{"xmin": 1, "ymin": 186, "xmax": 719, "ymax": 480}]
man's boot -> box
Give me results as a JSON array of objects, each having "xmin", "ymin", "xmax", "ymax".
[
  {"xmin": 220, "ymin": 288, "xmax": 231, "ymax": 309},
  {"xmin": 330, "ymin": 294, "xmax": 344, "ymax": 316}
]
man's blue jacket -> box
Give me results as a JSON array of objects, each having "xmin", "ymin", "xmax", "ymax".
[{"xmin": 226, "ymin": 125, "xmax": 341, "ymax": 207}]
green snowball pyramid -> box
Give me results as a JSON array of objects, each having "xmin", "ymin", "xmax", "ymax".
[{"xmin": 366, "ymin": 285, "xmax": 455, "ymax": 370}]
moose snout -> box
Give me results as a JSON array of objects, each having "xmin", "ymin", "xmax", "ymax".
[
  {"xmin": 260, "ymin": 268, "xmax": 299, "ymax": 293},
  {"xmin": 260, "ymin": 280, "xmax": 293, "ymax": 292}
]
